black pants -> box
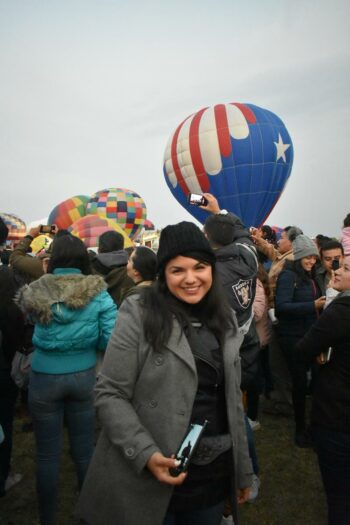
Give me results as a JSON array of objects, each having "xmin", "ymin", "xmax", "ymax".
[
  {"xmin": 0, "ymin": 367, "xmax": 18, "ymax": 495},
  {"xmin": 278, "ymin": 337, "xmax": 311, "ymax": 432},
  {"xmin": 313, "ymin": 425, "xmax": 350, "ymax": 525}
]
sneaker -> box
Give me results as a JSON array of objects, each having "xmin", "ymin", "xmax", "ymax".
[
  {"xmin": 221, "ymin": 516, "xmax": 234, "ymax": 524},
  {"xmin": 247, "ymin": 474, "xmax": 260, "ymax": 503},
  {"xmin": 5, "ymin": 473, "xmax": 22, "ymax": 492},
  {"xmin": 247, "ymin": 418, "xmax": 261, "ymax": 431}
]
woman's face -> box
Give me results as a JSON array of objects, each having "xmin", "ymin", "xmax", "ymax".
[
  {"xmin": 127, "ymin": 249, "xmax": 140, "ymax": 283},
  {"xmin": 300, "ymin": 255, "xmax": 317, "ymax": 272},
  {"xmin": 127, "ymin": 249, "xmax": 136, "ymax": 278},
  {"xmin": 333, "ymin": 256, "xmax": 350, "ymax": 291},
  {"xmin": 165, "ymin": 256, "xmax": 213, "ymax": 304}
]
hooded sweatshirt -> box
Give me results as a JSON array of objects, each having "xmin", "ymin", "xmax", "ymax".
[{"xmin": 91, "ymin": 250, "xmax": 134, "ymax": 306}]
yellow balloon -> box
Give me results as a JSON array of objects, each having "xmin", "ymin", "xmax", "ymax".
[{"xmin": 30, "ymin": 235, "xmax": 52, "ymax": 254}]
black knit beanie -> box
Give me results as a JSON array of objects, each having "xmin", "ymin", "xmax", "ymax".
[{"xmin": 157, "ymin": 221, "xmax": 215, "ymax": 272}]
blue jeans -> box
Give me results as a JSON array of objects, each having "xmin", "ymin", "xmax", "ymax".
[
  {"xmin": 29, "ymin": 368, "xmax": 96, "ymax": 525},
  {"xmin": 312, "ymin": 425, "xmax": 350, "ymax": 525},
  {"xmin": 163, "ymin": 500, "xmax": 225, "ymax": 525}
]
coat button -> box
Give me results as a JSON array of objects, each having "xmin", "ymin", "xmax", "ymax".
[
  {"xmin": 155, "ymin": 356, "xmax": 164, "ymax": 366},
  {"xmin": 125, "ymin": 447, "xmax": 135, "ymax": 457},
  {"xmin": 149, "ymin": 400, "xmax": 158, "ymax": 408}
]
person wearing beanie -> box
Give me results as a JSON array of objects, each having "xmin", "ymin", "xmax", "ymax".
[
  {"xmin": 77, "ymin": 221, "xmax": 253, "ymax": 525},
  {"xmin": 275, "ymin": 232, "xmax": 325, "ymax": 447}
]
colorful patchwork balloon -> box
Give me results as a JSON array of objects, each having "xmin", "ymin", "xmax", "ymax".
[
  {"xmin": 163, "ymin": 102, "xmax": 293, "ymax": 227},
  {"xmin": 68, "ymin": 215, "xmax": 133, "ymax": 249},
  {"xmin": 0, "ymin": 213, "xmax": 26, "ymax": 240},
  {"xmin": 86, "ymin": 188, "xmax": 147, "ymax": 240},
  {"xmin": 48, "ymin": 195, "xmax": 89, "ymax": 230}
]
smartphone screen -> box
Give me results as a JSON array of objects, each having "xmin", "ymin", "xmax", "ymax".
[
  {"xmin": 169, "ymin": 421, "xmax": 208, "ymax": 477},
  {"xmin": 187, "ymin": 193, "xmax": 208, "ymax": 206}
]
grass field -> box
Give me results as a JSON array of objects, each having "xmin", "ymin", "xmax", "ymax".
[{"xmin": 1, "ymin": 408, "xmax": 327, "ymax": 525}]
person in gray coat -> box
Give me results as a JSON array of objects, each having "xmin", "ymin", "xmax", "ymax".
[{"xmin": 77, "ymin": 221, "xmax": 253, "ymax": 525}]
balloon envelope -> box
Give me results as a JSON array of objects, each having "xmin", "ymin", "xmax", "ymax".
[
  {"xmin": 48, "ymin": 195, "xmax": 89, "ymax": 230},
  {"xmin": 143, "ymin": 219, "xmax": 155, "ymax": 231},
  {"xmin": 86, "ymin": 188, "xmax": 147, "ymax": 240},
  {"xmin": 0, "ymin": 213, "xmax": 26, "ymax": 240},
  {"xmin": 68, "ymin": 215, "xmax": 133, "ymax": 249},
  {"xmin": 30, "ymin": 235, "xmax": 52, "ymax": 254},
  {"xmin": 163, "ymin": 102, "xmax": 293, "ymax": 227}
]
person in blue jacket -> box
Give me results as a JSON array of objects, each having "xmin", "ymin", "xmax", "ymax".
[
  {"xmin": 17, "ymin": 233, "xmax": 117, "ymax": 525},
  {"xmin": 275, "ymin": 231, "xmax": 325, "ymax": 447}
]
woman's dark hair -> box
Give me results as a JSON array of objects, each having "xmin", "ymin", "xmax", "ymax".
[
  {"xmin": 343, "ymin": 213, "xmax": 350, "ymax": 228},
  {"xmin": 141, "ymin": 257, "xmax": 235, "ymax": 351},
  {"xmin": 132, "ymin": 246, "xmax": 157, "ymax": 281},
  {"xmin": 47, "ymin": 234, "xmax": 92, "ymax": 275},
  {"xmin": 315, "ymin": 234, "xmax": 332, "ymax": 250},
  {"xmin": 284, "ymin": 259, "xmax": 316, "ymax": 283},
  {"xmin": 261, "ymin": 225, "xmax": 277, "ymax": 246}
]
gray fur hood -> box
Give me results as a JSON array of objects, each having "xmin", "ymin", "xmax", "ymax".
[{"xmin": 16, "ymin": 273, "xmax": 107, "ymax": 324}]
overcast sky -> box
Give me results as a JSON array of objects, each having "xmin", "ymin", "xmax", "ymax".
[{"xmin": 1, "ymin": 0, "xmax": 349, "ymax": 237}]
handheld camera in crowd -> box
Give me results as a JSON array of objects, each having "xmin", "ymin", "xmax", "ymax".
[
  {"xmin": 39, "ymin": 224, "xmax": 56, "ymax": 235},
  {"xmin": 331, "ymin": 259, "xmax": 340, "ymax": 271},
  {"xmin": 187, "ymin": 193, "xmax": 208, "ymax": 207},
  {"xmin": 169, "ymin": 421, "xmax": 208, "ymax": 477}
]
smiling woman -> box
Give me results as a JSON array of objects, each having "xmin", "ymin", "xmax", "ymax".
[
  {"xmin": 165, "ymin": 256, "xmax": 213, "ymax": 304},
  {"xmin": 275, "ymin": 233, "xmax": 324, "ymax": 447},
  {"xmin": 77, "ymin": 221, "xmax": 253, "ymax": 525},
  {"xmin": 297, "ymin": 255, "xmax": 350, "ymax": 525}
]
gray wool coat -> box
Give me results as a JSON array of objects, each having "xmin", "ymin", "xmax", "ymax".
[{"xmin": 77, "ymin": 295, "xmax": 253, "ymax": 525}]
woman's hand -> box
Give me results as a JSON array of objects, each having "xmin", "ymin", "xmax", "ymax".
[
  {"xmin": 237, "ymin": 487, "xmax": 251, "ymax": 504},
  {"xmin": 314, "ymin": 296, "xmax": 326, "ymax": 310},
  {"xmin": 146, "ymin": 452, "xmax": 187, "ymax": 486}
]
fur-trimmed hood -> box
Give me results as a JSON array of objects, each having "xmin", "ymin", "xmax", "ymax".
[{"xmin": 16, "ymin": 273, "xmax": 107, "ymax": 324}]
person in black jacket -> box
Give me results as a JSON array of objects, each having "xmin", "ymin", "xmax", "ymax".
[
  {"xmin": 275, "ymin": 232, "xmax": 325, "ymax": 447},
  {"xmin": 201, "ymin": 194, "xmax": 259, "ymax": 390},
  {"xmin": 0, "ymin": 218, "xmax": 27, "ymax": 496},
  {"xmin": 296, "ymin": 255, "xmax": 350, "ymax": 525}
]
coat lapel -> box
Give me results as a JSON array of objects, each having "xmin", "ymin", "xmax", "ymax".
[{"xmin": 164, "ymin": 319, "xmax": 197, "ymax": 375}]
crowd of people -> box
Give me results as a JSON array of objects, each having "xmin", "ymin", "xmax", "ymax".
[{"xmin": 0, "ymin": 200, "xmax": 349, "ymax": 525}]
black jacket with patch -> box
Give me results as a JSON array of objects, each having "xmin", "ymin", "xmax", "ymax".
[{"xmin": 214, "ymin": 234, "xmax": 259, "ymax": 389}]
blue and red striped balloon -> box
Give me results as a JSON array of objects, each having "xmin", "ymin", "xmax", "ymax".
[{"xmin": 163, "ymin": 102, "xmax": 293, "ymax": 227}]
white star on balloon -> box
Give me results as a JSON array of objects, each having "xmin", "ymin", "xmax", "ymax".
[{"xmin": 274, "ymin": 133, "xmax": 290, "ymax": 162}]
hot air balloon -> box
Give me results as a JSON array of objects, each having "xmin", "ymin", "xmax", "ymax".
[
  {"xmin": 0, "ymin": 213, "xmax": 26, "ymax": 241},
  {"xmin": 143, "ymin": 219, "xmax": 155, "ymax": 231},
  {"xmin": 163, "ymin": 102, "xmax": 293, "ymax": 227},
  {"xmin": 48, "ymin": 195, "xmax": 89, "ymax": 230},
  {"xmin": 30, "ymin": 235, "xmax": 53, "ymax": 254},
  {"xmin": 86, "ymin": 188, "xmax": 147, "ymax": 240},
  {"xmin": 68, "ymin": 215, "xmax": 133, "ymax": 249}
]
